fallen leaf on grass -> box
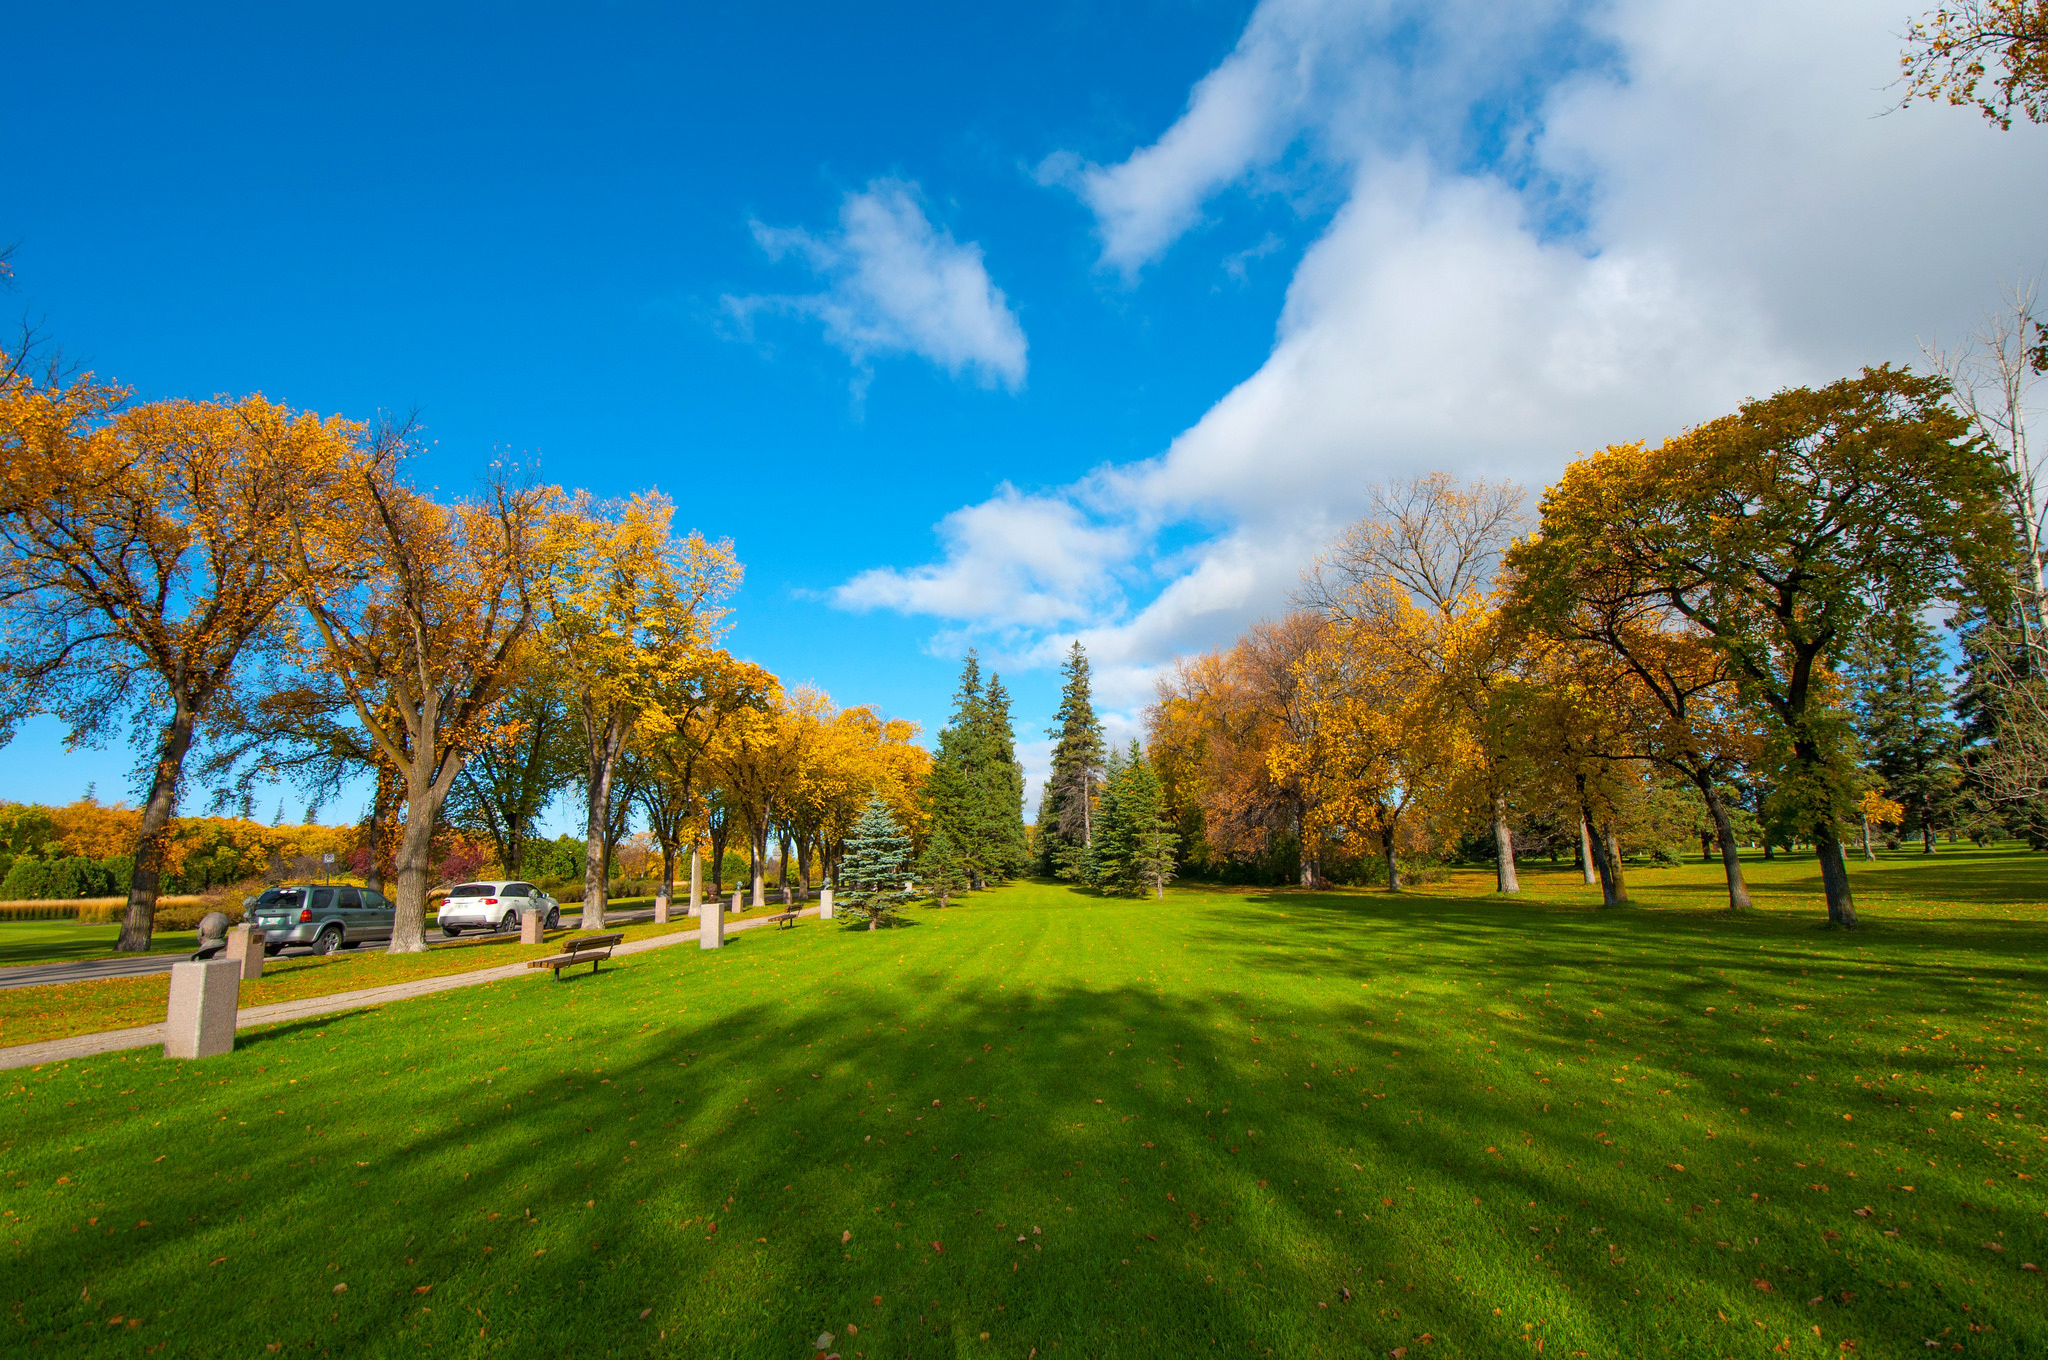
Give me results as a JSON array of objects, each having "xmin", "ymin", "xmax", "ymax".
[
  {"xmin": 332, "ymin": 1284, "xmax": 347, "ymax": 1294},
  {"xmin": 842, "ymin": 1230, "xmax": 852, "ymax": 1243},
  {"xmin": 412, "ymin": 1286, "xmax": 432, "ymax": 1295}
]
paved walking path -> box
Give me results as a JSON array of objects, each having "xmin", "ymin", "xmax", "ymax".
[
  {"xmin": 0, "ymin": 907, "xmax": 816, "ymax": 1071},
  {"xmin": 0, "ymin": 906, "xmax": 669, "ymax": 991}
]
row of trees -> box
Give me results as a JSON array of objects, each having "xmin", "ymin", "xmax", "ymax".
[
  {"xmin": 0, "ymin": 284, "xmax": 931, "ymax": 952},
  {"xmin": 1147, "ymin": 364, "xmax": 2038, "ymax": 930}
]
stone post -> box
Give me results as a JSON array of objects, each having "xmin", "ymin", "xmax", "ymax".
[
  {"xmin": 520, "ymin": 909, "xmax": 543, "ymax": 945},
  {"xmin": 700, "ymin": 890, "xmax": 725, "ymax": 950},
  {"xmin": 730, "ymin": 889, "xmax": 742, "ymax": 916},
  {"xmin": 688, "ymin": 848, "xmax": 702, "ymax": 917},
  {"xmin": 653, "ymin": 891, "xmax": 670, "ymax": 925},
  {"xmin": 164, "ymin": 959, "xmax": 241, "ymax": 1060},
  {"xmin": 819, "ymin": 887, "xmax": 834, "ymax": 920},
  {"xmin": 224, "ymin": 924, "xmax": 266, "ymax": 981}
]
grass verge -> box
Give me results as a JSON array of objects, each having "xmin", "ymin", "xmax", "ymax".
[{"xmin": 0, "ymin": 905, "xmax": 794, "ymax": 1047}]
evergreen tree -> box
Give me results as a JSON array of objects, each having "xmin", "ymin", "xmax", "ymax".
[
  {"xmin": 977, "ymin": 672, "xmax": 1031, "ymax": 878},
  {"xmin": 923, "ymin": 650, "xmax": 1028, "ymax": 893},
  {"xmin": 1085, "ymin": 743, "xmax": 1130, "ymax": 890},
  {"xmin": 838, "ymin": 794, "xmax": 911, "ymax": 930},
  {"xmin": 1040, "ymin": 641, "xmax": 1105, "ymax": 880},
  {"xmin": 916, "ymin": 822, "xmax": 971, "ymax": 908},
  {"xmin": 1844, "ymin": 614, "xmax": 1961, "ymax": 850},
  {"xmin": 1089, "ymin": 741, "xmax": 1180, "ymax": 897},
  {"xmin": 1122, "ymin": 744, "xmax": 1181, "ymax": 899}
]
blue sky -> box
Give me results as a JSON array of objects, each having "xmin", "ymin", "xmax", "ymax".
[{"xmin": 2, "ymin": 0, "xmax": 2044, "ymax": 825}]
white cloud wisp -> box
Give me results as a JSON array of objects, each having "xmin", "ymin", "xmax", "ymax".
[{"xmin": 731, "ymin": 179, "xmax": 1028, "ymax": 391}]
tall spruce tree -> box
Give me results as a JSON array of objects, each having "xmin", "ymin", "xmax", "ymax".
[
  {"xmin": 923, "ymin": 651, "xmax": 1030, "ymax": 892},
  {"xmin": 977, "ymin": 672, "xmax": 1031, "ymax": 878},
  {"xmin": 924, "ymin": 654, "xmax": 985, "ymax": 887},
  {"xmin": 839, "ymin": 794, "xmax": 911, "ymax": 930},
  {"xmin": 1844, "ymin": 614, "xmax": 1961, "ymax": 850},
  {"xmin": 1041, "ymin": 641, "xmax": 1105, "ymax": 879}
]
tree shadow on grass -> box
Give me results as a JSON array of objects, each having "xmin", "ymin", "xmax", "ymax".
[{"xmin": 5, "ymin": 907, "xmax": 2043, "ymax": 1359}]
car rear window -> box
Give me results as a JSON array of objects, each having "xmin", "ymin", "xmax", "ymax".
[
  {"xmin": 449, "ymin": 884, "xmax": 494, "ymax": 898},
  {"xmin": 255, "ymin": 888, "xmax": 305, "ymax": 908}
]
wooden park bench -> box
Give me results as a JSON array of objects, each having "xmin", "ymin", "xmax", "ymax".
[
  {"xmin": 526, "ymin": 933, "xmax": 624, "ymax": 980},
  {"xmin": 764, "ymin": 902, "xmax": 805, "ymax": 930}
]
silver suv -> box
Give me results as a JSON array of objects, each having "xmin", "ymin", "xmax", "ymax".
[
  {"xmin": 437, "ymin": 881, "xmax": 560, "ymax": 937},
  {"xmin": 244, "ymin": 884, "xmax": 396, "ymax": 955}
]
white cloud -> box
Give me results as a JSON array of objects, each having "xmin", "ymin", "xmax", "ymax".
[
  {"xmin": 830, "ymin": 483, "xmax": 1132, "ymax": 628},
  {"xmin": 836, "ymin": 0, "xmax": 2048, "ymax": 730},
  {"xmin": 729, "ymin": 179, "xmax": 1027, "ymax": 390}
]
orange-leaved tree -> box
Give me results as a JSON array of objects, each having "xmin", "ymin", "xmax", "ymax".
[
  {"xmin": 0, "ymin": 367, "xmax": 364, "ymax": 949},
  {"xmin": 290, "ymin": 448, "xmax": 546, "ymax": 952}
]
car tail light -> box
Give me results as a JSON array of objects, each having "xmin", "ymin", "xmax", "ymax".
[
  {"xmin": 481, "ymin": 898, "xmax": 496, "ymax": 905},
  {"xmin": 299, "ymin": 908, "xmax": 312, "ymax": 922}
]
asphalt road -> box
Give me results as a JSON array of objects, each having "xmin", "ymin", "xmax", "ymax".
[{"xmin": 0, "ymin": 907, "xmax": 666, "ymax": 991}]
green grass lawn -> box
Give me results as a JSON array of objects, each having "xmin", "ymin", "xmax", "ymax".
[
  {"xmin": 1, "ymin": 854, "xmax": 2042, "ymax": 1358},
  {"xmin": 0, "ymin": 921, "xmax": 199, "ymax": 967}
]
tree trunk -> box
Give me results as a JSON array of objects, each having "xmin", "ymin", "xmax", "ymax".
[
  {"xmin": 582, "ymin": 766, "xmax": 611, "ymax": 930},
  {"xmin": 778, "ymin": 833, "xmax": 791, "ymax": 905},
  {"xmin": 751, "ymin": 825, "xmax": 766, "ymax": 909},
  {"xmin": 1814, "ymin": 822, "xmax": 1859, "ymax": 928},
  {"xmin": 709, "ymin": 820, "xmax": 728, "ymax": 896},
  {"xmin": 1492, "ymin": 792, "xmax": 1519, "ymax": 894},
  {"xmin": 1861, "ymin": 815, "xmax": 1875, "ymax": 861},
  {"xmin": 116, "ymin": 696, "xmax": 200, "ymax": 952},
  {"xmin": 1603, "ymin": 823, "xmax": 1628, "ymax": 903},
  {"xmin": 659, "ymin": 843, "xmax": 677, "ymax": 903},
  {"xmin": 1699, "ymin": 780, "xmax": 1752, "ymax": 911},
  {"xmin": 1923, "ymin": 821, "xmax": 1936, "ymax": 853},
  {"xmin": 795, "ymin": 838, "xmax": 813, "ymax": 902},
  {"xmin": 1577, "ymin": 813, "xmax": 1597, "ymax": 886},
  {"xmin": 689, "ymin": 847, "xmax": 702, "ymax": 913},
  {"xmin": 389, "ymin": 760, "xmax": 445, "ymax": 953}
]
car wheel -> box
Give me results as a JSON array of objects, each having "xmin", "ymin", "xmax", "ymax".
[
  {"xmin": 312, "ymin": 925, "xmax": 342, "ymax": 956},
  {"xmin": 546, "ymin": 907, "xmax": 560, "ymax": 930},
  {"xmin": 263, "ymin": 944, "xmax": 282, "ymax": 957},
  {"xmin": 442, "ymin": 926, "xmax": 461, "ymax": 938},
  {"xmin": 500, "ymin": 911, "xmax": 518, "ymax": 933}
]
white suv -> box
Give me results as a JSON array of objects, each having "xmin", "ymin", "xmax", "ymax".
[{"xmin": 437, "ymin": 880, "xmax": 560, "ymax": 936}]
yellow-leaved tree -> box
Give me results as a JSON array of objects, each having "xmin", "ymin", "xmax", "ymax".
[
  {"xmin": 538, "ymin": 491, "xmax": 739, "ymax": 928},
  {"xmin": 1271, "ymin": 582, "xmax": 1467, "ymax": 890},
  {"xmin": 1299, "ymin": 474, "xmax": 1528, "ymax": 892}
]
